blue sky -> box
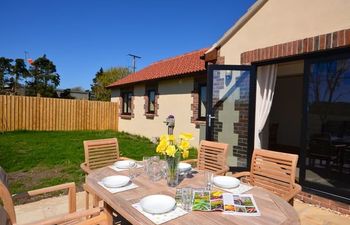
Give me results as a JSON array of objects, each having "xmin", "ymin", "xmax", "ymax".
[{"xmin": 0, "ymin": 0, "xmax": 256, "ymax": 90}]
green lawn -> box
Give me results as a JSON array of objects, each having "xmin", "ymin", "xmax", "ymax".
[{"xmin": 0, "ymin": 130, "xmax": 197, "ymax": 197}]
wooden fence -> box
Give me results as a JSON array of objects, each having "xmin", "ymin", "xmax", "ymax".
[{"xmin": 0, "ymin": 95, "xmax": 119, "ymax": 132}]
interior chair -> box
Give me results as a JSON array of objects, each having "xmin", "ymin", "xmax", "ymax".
[
  {"xmin": 0, "ymin": 166, "xmax": 109, "ymax": 225},
  {"xmin": 308, "ymin": 133, "xmax": 346, "ymax": 171},
  {"xmin": 80, "ymin": 138, "xmax": 129, "ymax": 210},
  {"xmin": 232, "ymin": 149, "xmax": 302, "ymax": 205},
  {"xmin": 183, "ymin": 140, "xmax": 229, "ymax": 175}
]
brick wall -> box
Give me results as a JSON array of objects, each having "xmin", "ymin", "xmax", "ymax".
[
  {"xmin": 212, "ymin": 71, "xmax": 225, "ymax": 141},
  {"xmin": 191, "ymin": 76, "xmax": 207, "ymax": 126},
  {"xmin": 233, "ymin": 73, "xmax": 250, "ymax": 167},
  {"xmin": 241, "ymin": 28, "xmax": 350, "ymax": 64},
  {"xmin": 297, "ymin": 192, "xmax": 350, "ymax": 215}
]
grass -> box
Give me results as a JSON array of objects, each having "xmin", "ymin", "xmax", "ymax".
[{"xmin": 0, "ymin": 130, "xmax": 197, "ymax": 197}]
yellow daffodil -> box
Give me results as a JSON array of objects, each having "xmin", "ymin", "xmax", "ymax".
[
  {"xmin": 179, "ymin": 132, "xmax": 193, "ymax": 141},
  {"xmin": 166, "ymin": 145, "xmax": 176, "ymax": 157},
  {"xmin": 160, "ymin": 134, "xmax": 167, "ymax": 141},
  {"xmin": 168, "ymin": 134, "xmax": 175, "ymax": 141},
  {"xmin": 157, "ymin": 133, "xmax": 193, "ymax": 158},
  {"xmin": 156, "ymin": 140, "xmax": 167, "ymax": 154},
  {"xmin": 179, "ymin": 140, "xmax": 190, "ymax": 151},
  {"xmin": 182, "ymin": 149, "xmax": 189, "ymax": 158}
]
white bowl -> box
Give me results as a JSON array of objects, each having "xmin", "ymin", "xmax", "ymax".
[
  {"xmin": 213, "ymin": 176, "xmax": 240, "ymax": 189},
  {"xmin": 114, "ymin": 160, "xmax": 136, "ymax": 169},
  {"xmin": 140, "ymin": 195, "xmax": 176, "ymax": 214},
  {"xmin": 178, "ymin": 162, "xmax": 192, "ymax": 172},
  {"xmin": 102, "ymin": 175, "xmax": 130, "ymax": 188}
]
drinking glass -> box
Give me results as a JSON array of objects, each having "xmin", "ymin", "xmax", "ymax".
[
  {"xmin": 128, "ymin": 161, "xmax": 137, "ymax": 179},
  {"xmin": 181, "ymin": 187, "xmax": 193, "ymax": 211},
  {"xmin": 149, "ymin": 160, "xmax": 162, "ymax": 181},
  {"xmin": 204, "ymin": 171, "xmax": 214, "ymax": 190},
  {"xmin": 159, "ymin": 160, "xmax": 167, "ymax": 179},
  {"xmin": 143, "ymin": 156, "xmax": 150, "ymax": 174}
]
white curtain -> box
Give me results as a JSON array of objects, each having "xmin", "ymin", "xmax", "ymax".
[{"xmin": 254, "ymin": 64, "xmax": 278, "ymax": 148}]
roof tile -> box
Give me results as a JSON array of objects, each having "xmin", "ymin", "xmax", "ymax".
[{"xmin": 107, "ymin": 48, "xmax": 208, "ymax": 88}]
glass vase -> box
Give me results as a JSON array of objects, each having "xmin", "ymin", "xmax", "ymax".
[{"xmin": 165, "ymin": 155, "xmax": 180, "ymax": 187}]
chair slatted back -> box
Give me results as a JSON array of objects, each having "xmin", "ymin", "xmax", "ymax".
[
  {"xmin": 249, "ymin": 149, "xmax": 298, "ymax": 199},
  {"xmin": 84, "ymin": 138, "xmax": 120, "ymax": 171},
  {"xmin": 0, "ymin": 167, "xmax": 16, "ymax": 225},
  {"xmin": 197, "ymin": 140, "xmax": 228, "ymax": 173}
]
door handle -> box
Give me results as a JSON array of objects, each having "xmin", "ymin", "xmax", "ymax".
[{"xmin": 208, "ymin": 114, "xmax": 216, "ymax": 127}]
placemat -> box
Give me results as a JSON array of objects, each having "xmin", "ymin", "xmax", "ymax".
[
  {"xmin": 132, "ymin": 203, "xmax": 188, "ymax": 225},
  {"xmin": 214, "ymin": 183, "xmax": 253, "ymax": 194},
  {"xmin": 98, "ymin": 181, "xmax": 138, "ymax": 194}
]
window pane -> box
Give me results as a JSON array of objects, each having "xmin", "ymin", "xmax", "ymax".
[
  {"xmin": 123, "ymin": 93, "xmax": 128, "ymax": 113},
  {"xmin": 148, "ymin": 90, "xmax": 155, "ymax": 112},
  {"xmin": 306, "ymin": 57, "xmax": 350, "ymax": 197},
  {"xmin": 127, "ymin": 93, "xmax": 132, "ymax": 113},
  {"xmin": 200, "ymin": 85, "xmax": 207, "ymax": 117}
]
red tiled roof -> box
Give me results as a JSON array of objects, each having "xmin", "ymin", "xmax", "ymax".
[{"xmin": 107, "ymin": 48, "xmax": 208, "ymax": 88}]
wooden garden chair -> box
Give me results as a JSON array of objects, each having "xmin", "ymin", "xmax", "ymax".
[
  {"xmin": 80, "ymin": 138, "xmax": 129, "ymax": 209},
  {"xmin": 232, "ymin": 149, "xmax": 302, "ymax": 205},
  {"xmin": 183, "ymin": 140, "xmax": 229, "ymax": 175},
  {"xmin": 80, "ymin": 138, "xmax": 129, "ymax": 174},
  {"xmin": 0, "ymin": 166, "xmax": 110, "ymax": 225}
]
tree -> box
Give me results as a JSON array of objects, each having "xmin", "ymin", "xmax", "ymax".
[
  {"xmin": 59, "ymin": 89, "xmax": 75, "ymax": 99},
  {"xmin": 26, "ymin": 55, "xmax": 60, "ymax": 97},
  {"xmin": 91, "ymin": 67, "xmax": 130, "ymax": 101},
  {"xmin": 0, "ymin": 57, "xmax": 13, "ymax": 93},
  {"xmin": 9, "ymin": 59, "xmax": 30, "ymax": 94}
]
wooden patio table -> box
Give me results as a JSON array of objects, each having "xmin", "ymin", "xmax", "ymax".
[{"xmin": 86, "ymin": 166, "xmax": 300, "ymax": 225}]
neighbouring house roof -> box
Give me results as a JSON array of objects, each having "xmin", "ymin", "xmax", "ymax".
[
  {"xmin": 107, "ymin": 48, "xmax": 208, "ymax": 88},
  {"xmin": 205, "ymin": 0, "xmax": 268, "ymax": 55}
]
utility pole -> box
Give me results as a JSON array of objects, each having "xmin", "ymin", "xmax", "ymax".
[{"xmin": 128, "ymin": 54, "xmax": 141, "ymax": 73}]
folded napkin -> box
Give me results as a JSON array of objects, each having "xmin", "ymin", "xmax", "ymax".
[
  {"xmin": 109, "ymin": 163, "xmax": 143, "ymax": 172},
  {"xmin": 214, "ymin": 183, "xmax": 252, "ymax": 195},
  {"xmin": 132, "ymin": 203, "xmax": 188, "ymax": 225},
  {"xmin": 98, "ymin": 181, "xmax": 138, "ymax": 194}
]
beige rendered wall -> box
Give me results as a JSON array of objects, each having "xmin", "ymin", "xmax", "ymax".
[
  {"xmin": 111, "ymin": 77, "xmax": 200, "ymax": 146},
  {"xmin": 220, "ymin": 0, "xmax": 350, "ymax": 64}
]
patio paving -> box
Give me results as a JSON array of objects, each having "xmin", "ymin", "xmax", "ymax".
[{"xmin": 14, "ymin": 192, "xmax": 350, "ymax": 225}]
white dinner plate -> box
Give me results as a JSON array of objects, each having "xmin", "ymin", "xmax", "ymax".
[
  {"xmin": 140, "ymin": 194, "xmax": 176, "ymax": 214},
  {"xmin": 114, "ymin": 160, "xmax": 136, "ymax": 169},
  {"xmin": 102, "ymin": 175, "xmax": 130, "ymax": 188},
  {"xmin": 213, "ymin": 176, "xmax": 240, "ymax": 189},
  {"xmin": 178, "ymin": 162, "xmax": 192, "ymax": 172}
]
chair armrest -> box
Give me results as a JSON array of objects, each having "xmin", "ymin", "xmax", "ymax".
[
  {"xmin": 181, "ymin": 159, "xmax": 197, "ymax": 168},
  {"xmin": 284, "ymin": 183, "xmax": 302, "ymax": 203},
  {"xmin": 23, "ymin": 207, "xmax": 106, "ymax": 225},
  {"xmin": 182, "ymin": 159, "xmax": 197, "ymax": 164},
  {"xmin": 119, "ymin": 156, "xmax": 131, "ymax": 160},
  {"xmin": 232, "ymin": 171, "xmax": 251, "ymax": 178},
  {"xmin": 27, "ymin": 182, "xmax": 77, "ymax": 213},
  {"xmin": 214, "ymin": 166, "xmax": 230, "ymax": 176},
  {"xmin": 80, "ymin": 162, "xmax": 91, "ymax": 174}
]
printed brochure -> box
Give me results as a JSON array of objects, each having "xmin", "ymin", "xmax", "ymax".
[{"xmin": 191, "ymin": 190, "xmax": 260, "ymax": 216}]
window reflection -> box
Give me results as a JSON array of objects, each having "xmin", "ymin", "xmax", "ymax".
[{"xmin": 307, "ymin": 57, "xmax": 350, "ymax": 195}]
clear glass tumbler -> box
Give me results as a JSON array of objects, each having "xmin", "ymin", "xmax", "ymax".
[
  {"xmin": 181, "ymin": 187, "xmax": 193, "ymax": 211},
  {"xmin": 204, "ymin": 171, "xmax": 214, "ymax": 191},
  {"xmin": 128, "ymin": 161, "xmax": 137, "ymax": 179}
]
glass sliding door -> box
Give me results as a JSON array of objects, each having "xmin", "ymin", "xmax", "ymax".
[
  {"xmin": 304, "ymin": 53, "xmax": 350, "ymax": 201},
  {"xmin": 206, "ymin": 65, "xmax": 255, "ymax": 170}
]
